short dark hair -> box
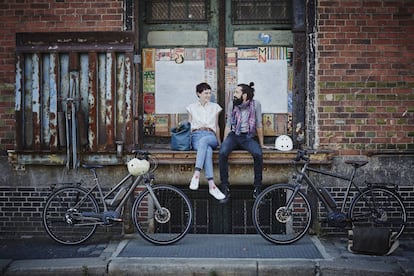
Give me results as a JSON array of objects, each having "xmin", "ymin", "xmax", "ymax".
[
  {"xmin": 196, "ymin": 82, "xmax": 211, "ymax": 95},
  {"xmin": 237, "ymin": 82, "xmax": 255, "ymax": 100}
]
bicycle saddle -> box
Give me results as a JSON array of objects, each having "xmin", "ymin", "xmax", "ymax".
[
  {"xmin": 82, "ymin": 164, "xmax": 104, "ymax": 169},
  {"xmin": 344, "ymin": 160, "xmax": 368, "ymax": 168}
]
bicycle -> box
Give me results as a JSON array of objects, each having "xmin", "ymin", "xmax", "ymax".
[
  {"xmin": 252, "ymin": 149, "xmax": 407, "ymax": 245},
  {"xmin": 42, "ymin": 150, "xmax": 193, "ymax": 245}
]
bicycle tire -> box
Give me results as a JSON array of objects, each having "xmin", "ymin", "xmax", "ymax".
[
  {"xmin": 349, "ymin": 186, "xmax": 406, "ymax": 241},
  {"xmin": 42, "ymin": 186, "xmax": 99, "ymax": 245},
  {"xmin": 252, "ymin": 184, "xmax": 312, "ymax": 244},
  {"xmin": 132, "ymin": 184, "xmax": 193, "ymax": 245}
]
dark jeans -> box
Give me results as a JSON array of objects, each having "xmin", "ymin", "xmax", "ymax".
[{"xmin": 219, "ymin": 132, "xmax": 263, "ymax": 190}]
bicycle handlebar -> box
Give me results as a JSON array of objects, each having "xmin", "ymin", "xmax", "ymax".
[
  {"xmin": 131, "ymin": 150, "xmax": 158, "ymax": 174},
  {"xmin": 132, "ymin": 149, "xmax": 150, "ymax": 158}
]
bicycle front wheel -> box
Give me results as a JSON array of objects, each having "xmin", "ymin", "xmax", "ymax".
[
  {"xmin": 253, "ymin": 184, "xmax": 312, "ymax": 244},
  {"xmin": 42, "ymin": 186, "xmax": 99, "ymax": 245},
  {"xmin": 132, "ymin": 184, "xmax": 193, "ymax": 245},
  {"xmin": 349, "ymin": 186, "xmax": 406, "ymax": 241}
]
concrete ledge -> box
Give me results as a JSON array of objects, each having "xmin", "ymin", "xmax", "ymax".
[
  {"xmin": 109, "ymin": 258, "xmax": 258, "ymax": 276},
  {"xmin": 8, "ymin": 149, "xmax": 335, "ymax": 166},
  {"xmin": 318, "ymin": 259, "xmax": 404, "ymax": 276},
  {"xmin": 6, "ymin": 149, "xmax": 335, "ymax": 186},
  {"xmin": 258, "ymin": 260, "xmax": 316, "ymax": 276},
  {"xmin": 151, "ymin": 149, "xmax": 334, "ymax": 165},
  {"xmin": 5, "ymin": 257, "xmax": 108, "ymax": 276}
]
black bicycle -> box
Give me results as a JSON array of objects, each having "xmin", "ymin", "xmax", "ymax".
[
  {"xmin": 253, "ymin": 149, "xmax": 406, "ymax": 244},
  {"xmin": 42, "ymin": 150, "xmax": 193, "ymax": 245}
]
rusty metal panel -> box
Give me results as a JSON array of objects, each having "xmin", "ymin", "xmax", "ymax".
[
  {"xmin": 78, "ymin": 53, "xmax": 90, "ymax": 150},
  {"xmin": 98, "ymin": 53, "xmax": 107, "ymax": 150},
  {"xmin": 124, "ymin": 53, "xmax": 134, "ymax": 146},
  {"xmin": 31, "ymin": 53, "xmax": 41, "ymax": 150},
  {"xmin": 15, "ymin": 40, "xmax": 135, "ymax": 155},
  {"xmin": 105, "ymin": 52, "xmax": 115, "ymax": 151},
  {"xmin": 60, "ymin": 54, "xmax": 70, "ymax": 107},
  {"xmin": 88, "ymin": 52, "xmax": 98, "ymax": 152},
  {"xmin": 15, "ymin": 54, "xmax": 24, "ymax": 150},
  {"xmin": 41, "ymin": 54, "xmax": 51, "ymax": 149},
  {"xmin": 24, "ymin": 55, "xmax": 33, "ymax": 149},
  {"xmin": 116, "ymin": 53, "xmax": 126, "ymax": 142},
  {"xmin": 49, "ymin": 53, "xmax": 59, "ymax": 151},
  {"xmin": 115, "ymin": 53, "xmax": 134, "ymax": 146}
]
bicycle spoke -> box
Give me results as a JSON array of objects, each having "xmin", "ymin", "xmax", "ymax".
[
  {"xmin": 253, "ymin": 184, "xmax": 312, "ymax": 244},
  {"xmin": 43, "ymin": 187, "xmax": 99, "ymax": 245},
  {"xmin": 132, "ymin": 185, "xmax": 193, "ymax": 245},
  {"xmin": 350, "ymin": 187, "xmax": 406, "ymax": 241}
]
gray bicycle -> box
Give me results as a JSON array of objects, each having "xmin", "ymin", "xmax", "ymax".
[
  {"xmin": 253, "ymin": 149, "xmax": 406, "ymax": 244},
  {"xmin": 42, "ymin": 150, "xmax": 193, "ymax": 245}
]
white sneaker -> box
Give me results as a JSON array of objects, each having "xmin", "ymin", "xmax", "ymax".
[
  {"xmin": 209, "ymin": 186, "xmax": 225, "ymax": 200},
  {"xmin": 189, "ymin": 176, "xmax": 199, "ymax": 190}
]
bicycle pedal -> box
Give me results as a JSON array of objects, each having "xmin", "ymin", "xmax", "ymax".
[{"xmin": 106, "ymin": 217, "xmax": 123, "ymax": 222}]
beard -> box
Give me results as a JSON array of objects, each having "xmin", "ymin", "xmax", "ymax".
[{"xmin": 233, "ymin": 97, "xmax": 243, "ymax": 106}]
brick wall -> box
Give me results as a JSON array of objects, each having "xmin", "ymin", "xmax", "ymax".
[
  {"xmin": 317, "ymin": 0, "xmax": 414, "ymax": 155},
  {"xmin": 0, "ymin": 0, "xmax": 125, "ymax": 151}
]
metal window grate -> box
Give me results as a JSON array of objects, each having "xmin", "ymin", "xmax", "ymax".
[
  {"xmin": 232, "ymin": 0, "xmax": 291, "ymax": 25},
  {"xmin": 145, "ymin": 0, "xmax": 208, "ymax": 23}
]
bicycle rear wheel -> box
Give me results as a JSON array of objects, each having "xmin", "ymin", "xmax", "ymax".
[
  {"xmin": 132, "ymin": 184, "xmax": 193, "ymax": 245},
  {"xmin": 349, "ymin": 186, "xmax": 406, "ymax": 241},
  {"xmin": 252, "ymin": 184, "xmax": 312, "ymax": 244},
  {"xmin": 42, "ymin": 186, "xmax": 99, "ymax": 245}
]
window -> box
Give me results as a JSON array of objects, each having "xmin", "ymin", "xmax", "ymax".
[
  {"xmin": 145, "ymin": 0, "xmax": 208, "ymax": 23},
  {"xmin": 232, "ymin": 0, "xmax": 291, "ymax": 24}
]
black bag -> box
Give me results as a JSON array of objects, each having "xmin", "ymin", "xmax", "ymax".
[
  {"xmin": 349, "ymin": 227, "xmax": 392, "ymax": 255},
  {"xmin": 171, "ymin": 121, "xmax": 191, "ymax": 151}
]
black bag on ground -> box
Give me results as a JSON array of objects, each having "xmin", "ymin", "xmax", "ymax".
[
  {"xmin": 348, "ymin": 227, "xmax": 392, "ymax": 255},
  {"xmin": 171, "ymin": 121, "xmax": 191, "ymax": 151}
]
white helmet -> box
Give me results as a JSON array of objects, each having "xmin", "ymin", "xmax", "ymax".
[
  {"xmin": 127, "ymin": 158, "xmax": 150, "ymax": 176},
  {"xmin": 275, "ymin": 135, "xmax": 293, "ymax": 151}
]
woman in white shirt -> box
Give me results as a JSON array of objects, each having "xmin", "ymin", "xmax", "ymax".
[{"xmin": 186, "ymin": 83, "xmax": 225, "ymax": 200}]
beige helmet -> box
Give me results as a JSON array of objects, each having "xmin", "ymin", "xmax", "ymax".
[
  {"xmin": 275, "ymin": 135, "xmax": 293, "ymax": 151},
  {"xmin": 127, "ymin": 158, "xmax": 150, "ymax": 176}
]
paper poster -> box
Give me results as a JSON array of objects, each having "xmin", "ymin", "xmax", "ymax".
[
  {"xmin": 142, "ymin": 49, "xmax": 155, "ymax": 71},
  {"xmin": 155, "ymin": 60, "xmax": 205, "ymax": 114},
  {"xmin": 237, "ymin": 59, "xmax": 288, "ymax": 113}
]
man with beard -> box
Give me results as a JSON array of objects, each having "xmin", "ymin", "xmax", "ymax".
[{"xmin": 218, "ymin": 82, "xmax": 264, "ymax": 203}]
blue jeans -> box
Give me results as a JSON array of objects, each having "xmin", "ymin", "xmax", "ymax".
[
  {"xmin": 219, "ymin": 132, "xmax": 263, "ymax": 189},
  {"xmin": 191, "ymin": 130, "xmax": 219, "ymax": 179}
]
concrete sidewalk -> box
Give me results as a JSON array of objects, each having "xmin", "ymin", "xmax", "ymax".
[{"xmin": 1, "ymin": 234, "xmax": 414, "ymax": 275}]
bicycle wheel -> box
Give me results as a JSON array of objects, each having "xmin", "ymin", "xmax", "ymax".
[
  {"xmin": 253, "ymin": 184, "xmax": 312, "ymax": 244},
  {"xmin": 349, "ymin": 186, "xmax": 406, "ymax": 241},
  {"xmin": 132, "ymin": 184, "xmax": 193, "ymax": 245},
  {"xmin": 42, "ymin": 186, "xmax": 99, "ymax": 245}
]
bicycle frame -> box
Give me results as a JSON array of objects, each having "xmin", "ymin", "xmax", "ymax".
[
  {"xmin": 77, "ymin": 168, "xmax": 162, "ymax": 222},
  {"xmin": 295, "ymin": 161, "xmax": 366, "ymax": 214}
]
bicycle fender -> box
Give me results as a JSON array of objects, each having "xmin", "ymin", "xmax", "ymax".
[{"xmin": 263, "ymin": 183, "xmax": 295, "ymax": 192}]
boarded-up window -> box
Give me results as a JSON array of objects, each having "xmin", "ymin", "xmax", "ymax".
[{"xmin": 15, "ymin": 32, "xmax": 135, "ymax": 155}]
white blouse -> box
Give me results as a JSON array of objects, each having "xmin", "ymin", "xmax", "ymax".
[{"xmin": 186, "ymin": 101, "xmax": 222, "ymax": 132}]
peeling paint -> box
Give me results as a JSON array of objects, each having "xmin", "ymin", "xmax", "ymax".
[
  {"xmin": 15, "ymin": 55, "xmax": 22, "ymax": 111},
  {"xmin": 15, "ymin": 50, "xmax": 134, "ymax": 153}
]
